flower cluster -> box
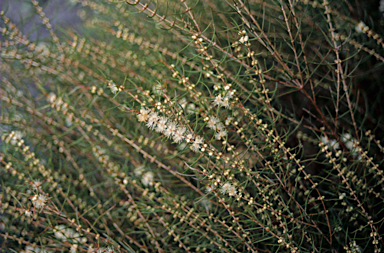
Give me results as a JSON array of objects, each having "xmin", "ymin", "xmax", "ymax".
[
  {"xmin": 24, "ymin": 209, "xmax": 33, "ymax": 217},
  {"xmin": 206, "ymin": 116, "xmax": 227, "ymax": 140},
  {"xmin": 95, "ymin": 246, "xmax": 116, "ymax": 253},
  {"xmin": 31, "ymin": 180, "xmax": 42, "ymax": 191},
  {"xmin": 341, "ymin": 133, "xmax": 361, "ymax": 160},
  {"xmin": 3, "ymin": 130, "xmax": 23, "ymax": 146},
  {"xmin": 24, "ymin": 245, "xmax": 52, "ymax": 253},
  {"xmin": 47, "ymin": 92, "xmax": 68, "ymax": 110},
  {"xmin": 344, "ymin": 241, "xmax": 362, "ymax": 253},
  {"xmin": 355, "ymin": 21, "xmax": 368, "ymax": 33},
  {"xmin": 321, "ymin": 136, "xmax": 339, "ymax": 151},
  {"xmin": 31, "ymin": 194, "xmax": 47, "ymax": 209},
  {"xmin": 206, "ymin": 184, "xmax": 216, "ymax": 193},
  {"xmin": 47, "ymin": 92, "xmax": 63, "ymax": 106},
  {"xmin": 142, "ymin": 171, "xmax": 154, "ymax": 186},
  {"xmin": 86, "ymin": 246, "xmax": 115, "ymax": 253},
  {"xmin": 137, "ymin": 107, "xmax": 205, "ymax": 152},
  {"xmin": 321, "ymin": 133, "xmax": 360, "ymax": 159},
  {"xmin": 238, "ymin": 30, "xmax": 249, "ymax": 44},
  {"xmin": 213, "ymin": 92, "xmax": 233, "ymax": 108},
  {"xmin": 54, "ymin": 225, "xmax": 87, "ymax": 253},
  {"xmin": 220, "ymin": 182, "xmax": 237, "ymax": 197},
  {"xmin": 107, "ymin": 80, "xmax": 119, "ymax": 94},
  {"xmin": 134, "ymin": 165, "xmax": 154, "ymax": 186},
  {"xmin": 340, "ymin": 133, "xmax": 358, "ymax": 151}
]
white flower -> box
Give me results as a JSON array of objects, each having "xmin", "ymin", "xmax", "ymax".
[
  {"xmin": 191, "ymin": 142, "xmax": 200, "ymax": 152},
  {"xmin": 329, "ymin": 139, "xmax": 339, "ymax": 149},
  {"xmin": 206, "ymin": 184, "xmax": 216, "ymax": 193},
  {"xmin": 108, "ymin": 80, "xmax": 118, "ymax": 94},
  {"xmin": 191, "ymin": 135, "xmax": 204, "ymax": 152},
  {"xmin": 239, "ymin": 35, "xmax": 249, "ymax": 43},
  {"xmin": 47, "ymin": 92, "xmax": 57, "ymax": 104},
  {"xmin": 184, "ymin": 131, "xmax": 194, "ymax": 143},
  {"xmin": 349, "ymin": 241, "xmax": 362, "ymax": 253},
  {"xmin": 227, "ymin": 185, "xmax": 237, "ymax": 196},
  {"xmin": 109, "ymin": 84, "xmax": 118, "ymax": 94},
  {"xmin": 341, "ymin": 133, "xmax": 351, "ymax": 142},
  {"xmin": 341, "ymin": 133, "xmax": 361, "ymax": 160},
  {"xmin": 224, "ymin": 91, "xmax": 234, "ymax": 99},
  {"xmin": 191, "ymin": 136, "xmax": 204, "ymax": 152},
  {"xmin": 220, "ymin": 182, "xmax": 232, "ymax": 194},
  {"xmin": 53, "ymin": 225, "xmax": 87, "ymax": 250},
  {"xmin": 134, "ymin": 165, "xmax": 145, "ymax": 176},
  {"xmin": 97, "ymin": 247, "xmax": 115, "ymax": 253},
  {"xmin": 25, "ymin": 209, "xmax": 32, "ymax": 217},
  {"xmin": 173, "ymin": 126, "xmax": 186, "ymax": 143},
  {"xmin": 138, "ymin": 108, "xmax": 151, "ymax": 122},
  {"xmin": 216, "ymin": 123, "xmax": 225, "ymax": 131},
  {"xmin": 155, "ymin": 117, "xmax": 168, "ymax": 133},
  {"xmin": 10, "ymin": 131, "xmax": 23, "ymax": 145},
  {"xmin": 207, "ymin": 116, "xmax": 219, "ymax": 130},
  {"xmin": 24, "ymin": 245, "xmax": 53, "ymax": 253},
  {"xmin": 53, "ymin": 225, "xmax": 67, "ymax": 240},
  {"xmin": 32, "ymin": 194, "xmax": 47, "ymax": 209},
  {"xmin": 213, "ymin": 84, "xmax": 221, "ymax": 90},
  {"xmin": 164, "ymin": 122, "xmax": 177, "ymax": 138},
  {"xmin": 146, "ymin": 112, "xmax": 159, "ymax": 129},
  {"xmin": 221, "ymin": 97, "xmax": 230, "ymax": 108},
  {"xmin": 321, "ymin": 136, "xmax": 339, "ymax": 150},
  {"xmin": 225, "ymin": 117, "xmax": 233, "ymax": 126},
  {"xmin": 142, "ymin": 171, "xmax": 154, "ymax": 186},
  {"xmin": 195, "ymin": 136, "xmax": 204, "ymax": 144},
  {"xmin": 341, "ymin": 133, "xmax": 357, "ymax": 150},
  {"xmin": 178, "ymin": 98, "xmax": 187, "ymax": 109},
  {"xmin": 355, "ymin": 21, "xmax": 367, "ymax": 33},
  {"xmin": 47, "ymin": 92, "xmax": 64, "ymax": 109},
  {"xmin": 215, "ymin": 130, "xmax": 227, "ymax": 140},
  {"xmin": 32, "ymin": 180, "xmax": 42, "ymax": 191},
  {"xmin": 213, "ymin": 94, "xmax": 223, "ymax": 107}
]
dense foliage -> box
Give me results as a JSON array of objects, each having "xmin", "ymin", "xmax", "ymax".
[{"xmin": 1, "ymin": 0, "xmax": 384, "ymax": 252}]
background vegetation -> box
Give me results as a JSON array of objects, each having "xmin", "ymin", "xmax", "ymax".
[{"xmin": 1, "ymin": 0, "xmax": 384, "ymax": 252}]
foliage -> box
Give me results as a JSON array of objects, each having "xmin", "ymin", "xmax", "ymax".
[{"xmin": 1, "ymin": 0, "xmax": 384, "ymax": 252}]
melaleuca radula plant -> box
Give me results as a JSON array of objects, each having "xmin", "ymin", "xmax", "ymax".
[{"xmin": 1, "ymin": 0, "xmax": 384, "ymax": 252}]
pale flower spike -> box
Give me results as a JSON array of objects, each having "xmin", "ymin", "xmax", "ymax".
[{"xmin": 138, "ymin": 106, "xmax": 205, "ymax": 153}]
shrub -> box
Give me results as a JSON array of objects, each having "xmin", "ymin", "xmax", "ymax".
[{"xmin": 1, "ymin": 0, "xmax": 384, "ymax": 252}]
